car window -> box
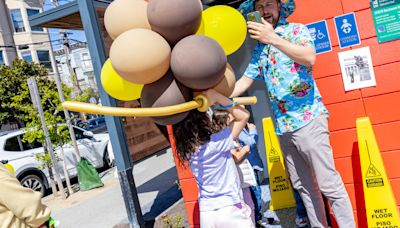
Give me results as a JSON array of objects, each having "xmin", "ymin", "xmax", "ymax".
[
  {"xmin": 4, "ymin": 136, "xmax": 22, "ymax": 152},
  {"xmin": 21, "ymin": 139, "xmax": 43, "ymax": 151},
  {"xmin": 89, "ymin": 120, "xmax": 96, "ymax": 127},
  {"xmin": 74, "ymin": 127, "xmax": 85, "ymax": 140},
  {"xmin": 30, "ymin": 140, "xmax": 43, "ymax": 149}
]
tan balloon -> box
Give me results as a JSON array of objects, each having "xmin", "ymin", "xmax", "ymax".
[
  {"xmin": 109, "ymin": 28, "xmax": 171, "ymax": 85},
  {"xmin": 104, "ymin": 0, "xmax": 151, "ymax": 40},
  {"xmin": 213, "ymin": 64, "xmax": 236, "ymax": 97}
]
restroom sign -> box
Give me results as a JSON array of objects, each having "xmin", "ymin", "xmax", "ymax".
[
  {"xmin": 334, "ymin": 12, "xmax": 361, "ymax": 48},
  {"xmin": 307, "ymin": 20, "xmax": 332, "ymax": 54}
]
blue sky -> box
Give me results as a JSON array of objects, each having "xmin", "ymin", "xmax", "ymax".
[{"xmin": 43, "ymin": 0, "xmax": 87, "ymax": 50}]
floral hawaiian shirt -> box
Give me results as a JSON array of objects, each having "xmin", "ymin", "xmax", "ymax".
[{"xmin": 244, "ymin": 23, "xmax": 329, "ymax": 135}]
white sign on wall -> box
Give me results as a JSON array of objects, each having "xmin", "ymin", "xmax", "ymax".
[{"xmin": 338, "ymin": 47, "xmax": 376, "ymax": 91}]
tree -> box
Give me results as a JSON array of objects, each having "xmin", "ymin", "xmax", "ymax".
[
  {"xmin": 0, "ymin": 59, "xmax": 90, "ymax": 139},
  {"xmin": 0, "ymin": 59, "xmax": 90, "ymax": 196}
]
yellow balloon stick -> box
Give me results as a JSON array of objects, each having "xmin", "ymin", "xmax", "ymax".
[{"xmin": 62, "ymin": 95, "xmax": 257, "ymax": 117}]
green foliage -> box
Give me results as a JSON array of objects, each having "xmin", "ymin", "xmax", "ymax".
[
  {"xmin": 161, "ymin": 214, "xmax": 183, "ymax": 228},
  {"xmin": 35, "ymin": 151, "xmax": 59, "ymax": 171},
  {"xmin": 0, "ymin": 59, "xmax": 90, "ymax": 169},
  {"xmin": 0, "ymin": 59, "xmax": 48, "ymax": 125},
  {"xmin": 174, "ymin": 180, "xmax": 182, "ymax": 190}
]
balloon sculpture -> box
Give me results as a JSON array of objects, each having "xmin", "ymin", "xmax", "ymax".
[{"xmin": 68, "ymin": 0, "xmax": 252, "ymax": 125}]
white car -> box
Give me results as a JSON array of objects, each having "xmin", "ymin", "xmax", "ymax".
[{"xmin": 0, "ymin": 126, "xmax": 114, "ymax": 195}]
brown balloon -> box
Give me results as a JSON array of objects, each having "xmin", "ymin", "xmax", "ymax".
[
  {"xmin": 104, "ymin": 0, "xmax": 151, "ymax": 40},
  {"xmin": 213, "ymin": 63, "xmax": 236, "ymax": 97},
  {"xmin": 147, "ymin": 0, "xmax": 202, "ymax": 45},
  {"xmin": 171, "ymin": 35, "xmax": 227, "ymax": 90},
  {"xmin": 109, "ymin": 28, "xmax": 171, "ymax": 85},
  {"xmin": 141, "ymin": 71, "xmax": 193, "ymax": 125}
]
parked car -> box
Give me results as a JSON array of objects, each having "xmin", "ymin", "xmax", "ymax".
[
  {"xmin": 0, "ymin": 126, "xmax": 114, "ymax": 195},
  {"xmin": 78, "ymin": 117, "xmax": 107, "ymax": 134}
]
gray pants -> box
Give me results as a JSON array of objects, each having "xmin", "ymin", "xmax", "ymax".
[{"xmin": 279, "ymin": 115, "xmax": 355, "ymax": 228}]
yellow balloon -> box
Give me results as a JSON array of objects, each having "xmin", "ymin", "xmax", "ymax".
[
  {"xmin": 101, "ymin": 59, "xmax": 143, "ymax": 101},
  {"xmin": 196, "ymin": 17, "xmax": 205, "ymax": 35},
  {"xmin": 202, "ymin": 5, "xmax": 247, "ymax": 55},
  {"xmin": 4, "ymin": 163, "xmax": 14, "ymax": 175}
]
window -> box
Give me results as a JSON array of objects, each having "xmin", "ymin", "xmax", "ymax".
[
  {"xmin": 4, "ymin": 136, "xmax": 22, "ymax": 152},
  {"xmin": 0, "ymin": 51, "xmax": 4, "ymax": 65},
  {"xmin": 37, "ymin": 50, "xmax": 52, "ymax": 71},
  {"xmin": 81, "ymin": 53, "xmax": 92, "ymax": 69},
  {"xmin": 10, "ymin": 9, "xmax": 25, "ymax": 33},
  {"xmin": 21, "ymin": 51, "xmax": 32, "ymax": 62},
  {"xmin": 26, "ymin": 9, "xmax": 44, "ymax": 32},
  {"xmin": 73, "ymin": 127, "xmax": 85, "ymax": 140},
  {"xmin": 21, "ymin": 139, "xmax": 43, "ymax": 151}
]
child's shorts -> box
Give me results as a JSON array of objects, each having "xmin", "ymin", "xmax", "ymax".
[{"xmin": 200, "ymin": 202, "xmax": 254, "ymax": 228}]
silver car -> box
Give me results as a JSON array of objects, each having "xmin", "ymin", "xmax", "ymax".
[{"xmin": 0, "ymin": 126, "xmax": 114, "ymax": 195}]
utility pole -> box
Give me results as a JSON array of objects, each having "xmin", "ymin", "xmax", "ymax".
[
  {"xmin": 61, "ymin": 31, "xmax": 82, "ymax": 98},
  {"xmin": 28, "ymin": 77, "xmax": 66, "ymax": 199}
]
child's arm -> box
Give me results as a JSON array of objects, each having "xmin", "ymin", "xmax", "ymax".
[
  {"xmin": 231, "ymin": 145, "xmax": 250, "ymax": 164},
  {"xmin": 203, "ymin": 89, "xmax": 250, "ymax": 140}
]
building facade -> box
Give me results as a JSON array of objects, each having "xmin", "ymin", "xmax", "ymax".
[
  {"xmin": 53, "ymin": 41, "xmax": 97, "ymax": 91},
  {"xmin": 0, "ymin": 0, "xmax": 55, "ymax": 73}
]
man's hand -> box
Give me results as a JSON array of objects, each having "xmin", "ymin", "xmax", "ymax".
[{"xmin": 247, "ymin": 18, "xmax": 279, "ymax": 45}]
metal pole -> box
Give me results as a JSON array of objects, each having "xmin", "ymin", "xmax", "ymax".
[
  {"xmin": 50, "ymin": 46, "xmax": 81, "ymax": 159},
  {"xmin": 77, "ymin": 0, "xmax": 144, "ymax": 227},
  {"xmin": 48, "ymin": 32, "xmax": 78, "ymax": 195},
  {"xmin": 27, "ymin": 77, "xmax": 66, "ymax": 199}
]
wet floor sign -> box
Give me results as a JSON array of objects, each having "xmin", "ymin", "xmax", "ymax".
[
  {"xmin": 356, "ymin": 117, "xmax": 400, "ymax": 228},
  {"xmin": 262, "ymin": 117, "xmax": 296, "ymax": 210}
]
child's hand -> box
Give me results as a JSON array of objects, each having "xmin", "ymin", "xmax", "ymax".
[
  {"xmin": 202, "ymin": 89, "xmax": 219, "ymax": 106},
  {"xmin": 247, "ymin": 123, "xmax": 256, "ymax": 129},
  {"xmin": 242, "ymin": 145, "xmax": 250, "ymax": 154}
]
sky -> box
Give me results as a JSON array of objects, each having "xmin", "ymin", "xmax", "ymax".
[{"xmin": 43, "ymin": 0, "xmax": 87, "ymax": 50}]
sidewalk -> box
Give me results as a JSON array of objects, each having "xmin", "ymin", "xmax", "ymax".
[
  {"xmin": 151, "ymin": 182, "xmax": 297, "ymax": 228},
  {"xmin": 42, "ymin": 148, "xmax": 297, "ymax": 227},
  {"xmin": 42, "ymin": 148, "xmax": 181, "ymax": 228}
]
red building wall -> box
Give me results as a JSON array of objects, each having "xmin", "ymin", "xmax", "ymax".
[
  {"xmin": 290, "ymin": 1, "xmax": 400, "ymax": 227},
  {"xmin": 171, "ymin": 1, "xmax": 400, "ymax": 227}
]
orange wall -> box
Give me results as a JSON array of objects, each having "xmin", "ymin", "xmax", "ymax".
[
  {"xmin": 290, "ymin": 0, "xmax": 400, "ymax": 227},
  {"xmin": 171, "ymin": 1, "xmax": 400, "ymax": 227},
  {"xmin": 167, "ymin": 126, "xmax": 200, "ymax": 228}
]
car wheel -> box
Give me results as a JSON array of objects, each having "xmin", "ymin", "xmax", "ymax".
[
  {"xmin": 103, "ymin": 150, "xmax": 115, "ymax": 169},
  {"xmin": 20, "ymin": 174, "xmax": 45, "ymax": 196}
]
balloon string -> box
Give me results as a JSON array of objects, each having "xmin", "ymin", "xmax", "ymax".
[{"xmin": 62, "ymin": 95, "xmax": 257, "ymax": 117}]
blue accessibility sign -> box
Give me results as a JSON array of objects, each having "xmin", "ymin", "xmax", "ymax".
[
  {"xmin": 334, "ymin": 12, "xmax": 361, "ymax": 48},
  {"xmin": 307, "ymin": 20, "xmax": 332, "ymax": 54}
]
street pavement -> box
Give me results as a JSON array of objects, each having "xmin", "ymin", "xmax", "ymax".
[
  {"xmin": 42, "ymin": 147, "xmax": 297, "ymax": 228},
  {"xmin": 42, "ymin": 148, "xmax": 180, "ymax": 228}
]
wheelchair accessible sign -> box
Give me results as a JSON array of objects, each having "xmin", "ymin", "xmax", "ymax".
[
  {"xmin": 334, "ymin": 12, "xmax": 361, "ymax": 48},
  {"xmin": 307, "ymin": 20, "xmax": 332, "ymax": 54}
]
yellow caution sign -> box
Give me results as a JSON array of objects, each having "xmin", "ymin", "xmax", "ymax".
[
  {"xmin": 356, "ymin": 117, "xmax": 400, "ymax": 228},
  {"xmin": 262, "ymin": 117, "xmax": 296, "ymax": 210}
]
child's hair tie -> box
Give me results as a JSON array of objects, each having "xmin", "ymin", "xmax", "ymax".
[{"xmin": 218, "ymin": 98, "xmax": 238, "ymax": 109}]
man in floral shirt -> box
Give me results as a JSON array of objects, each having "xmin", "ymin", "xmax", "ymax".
[{"xmin": 232, "ymin": 0, "xmax": 355, "ymax": 227}]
